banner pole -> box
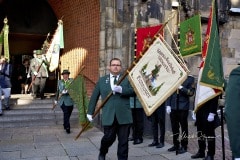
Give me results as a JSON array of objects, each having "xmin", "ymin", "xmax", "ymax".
[{"xmin": 75, "ymin": 14, "xmax": 175, "ymax": 140}]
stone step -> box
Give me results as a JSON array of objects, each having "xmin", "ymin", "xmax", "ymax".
[
  {"xmin": 0, "ymin": 118, "xmax": 80, "ymax": 128},
  {"xmin": 0, "ymin": 94, "xmax": 81, "ymax": 128},
  {"xmin": 10, "ymin": 94, "xmax": 55, "ymax": 106},
  {"xmin": 0, "ymin": 108, "xmax": 79, "ymax": 121}
]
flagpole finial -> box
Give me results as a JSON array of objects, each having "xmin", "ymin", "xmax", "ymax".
[
  {"xmin": 172, "ymin": 1, "xmax": 179, "ymax": 8},
  {"xmin": 58, "ymin": 19, "xmax": 63, "ymax": 25}
]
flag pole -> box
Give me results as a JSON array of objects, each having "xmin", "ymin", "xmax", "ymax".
[
  {"xmin": 75, "ymin": 14, "xmax": 176, "ymax": 140},
  {"xmin": 215, "ymin": 0, "xmax": 225, "ymax": 158}
]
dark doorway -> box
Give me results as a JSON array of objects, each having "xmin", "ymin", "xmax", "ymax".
[{"xmin": 0, "ymin": 0, "xmax": 58, "ymax": 94}]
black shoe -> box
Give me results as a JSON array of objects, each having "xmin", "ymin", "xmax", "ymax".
[
  {"xmin": 0, "ymin": 113, "xmax": 2, "ymax": 116},
  {"xmin": 98, "ymin": 153, "xmax": 105, "ymax": 160},
  {"xmin": 191, "ymin": 152, "xmax": 205, "ymax": 159},
  {"xmin": 66, "ymin": 128, "xmax": 70, "ymax": 134},
  {"xmin": 156, "ymin": 143, "xmax": 164, "ymax": 148},
  {"xmin": 128, "ymin": 137, "xmax": 134, "ymax": 141},
  {"xmin": 133, "ymin": 139, "xmax": 143, "ymax": 145},
  {"xmin": 148, "ymin": 141, "xmax": 159, "ymax": 147},
  {"xmin": 177, "ymin": 147, "xmax": 187, "ymax": 154},
  {"xmin": 5, "ymin": 107, "xmax": 10, "ymax": 110},
  {"xmin": 168, "ymin": 146, "xmax": 177, "ymax": 152},
  {"xmin": 204, "ymin": 155, "xmax": 214, "ymax": 160}
]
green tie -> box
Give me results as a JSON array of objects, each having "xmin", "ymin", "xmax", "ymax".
[{"xmin": 114, "ymin": 76, "xmax": 117, "ymax": 85}]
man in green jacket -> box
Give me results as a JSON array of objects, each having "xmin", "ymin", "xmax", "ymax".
[
  {"xmin": 225, "ymin": 66, "xmax": 240, "ymax": 160},
  {"xmin": 54, "ymin": 69, "xmax": 74, "ymax": 134},
  {"xmin": 87, "ymin": 58, "xmax": 134, "ymax": 160}
]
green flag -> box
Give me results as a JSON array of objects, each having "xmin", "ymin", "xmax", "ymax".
[
  {"xmin": 3, "ymin": 18, "xmax": 9, "ymax": 62},
  {"xmin": 68, "ymin": 74, "xmax": 92, "ymax": 128},
  {"xmin": 0, "ymin": 31, "xmax": 3, "ymax": 55},
  {"xmin": 200, "ymin": 0, "xmax": 224, "ymax": 91},
  {"xmin": 180, "ymin": 14, "xmax": 202, "ymax": 57}
]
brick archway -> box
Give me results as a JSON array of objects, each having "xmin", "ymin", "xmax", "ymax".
[{"xmin": 48, "ymin": 0, "xmax": 100, "ymax": 96}]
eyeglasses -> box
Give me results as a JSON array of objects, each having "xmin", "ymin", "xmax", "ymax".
[{"xmin": 110, "ymin": 64, "xmax": 121, "ymax": 67}]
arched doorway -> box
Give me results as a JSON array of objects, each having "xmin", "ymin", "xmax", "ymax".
[{"xmin": 0, "ymin": 0, "xmax": 58, "ymax": 93}]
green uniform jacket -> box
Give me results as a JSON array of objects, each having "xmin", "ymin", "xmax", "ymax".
[
  {"xmin": 55, "ymin": 78, "xmax": 74, "ymax": 106},
  {"xmin": 225, "ymin": 66, "xmax": 240, "ymax": 158},
  {"xmin": 87, "ymin": 74, "xmax": 134, "ymax": 126}
]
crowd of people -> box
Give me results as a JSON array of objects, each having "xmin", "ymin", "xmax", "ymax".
[
  {"xmin": 1, "ymin": 55, "xmax": 239, "ymax": 160},
  {"xmin": 0, "ymin": 49, "xmax": 49, "ymax": 115},
  {"xmin": 85, "ymin": 58, "xmax": 222, "ymax": 160}
]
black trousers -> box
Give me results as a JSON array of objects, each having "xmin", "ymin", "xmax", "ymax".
[
  {"xmin": 131, "ymin": 108, "xmax": 144, "ymax": 140},
  {"xmin": 196, "ymin": 123, "xmax": 216, "ymax": 156},
  {"xmin": 150, "ymin": 106, "xmax": 165, "ymax": 143},
  {"xmin": 196, "ymin": 108, "xmax": 216, "ymax": 156},
  {"xmin": 170, "ymin": 109, "xmax": 189, "ymax": 149},
  {"xmin": 33, "ymin": 77, "xmax": 47, "ymax": 98},
  {"xmin": 100, "ymin": 117, "xmax": 131, "ymax": 160},
  {"xmin": 61, "ymin": 103, "xmax": 73, "ymax": 130}
]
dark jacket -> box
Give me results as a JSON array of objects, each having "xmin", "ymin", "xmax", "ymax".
[
  {"xmin": 195, "ymin": 96, "xmax": 220, "ymax": 128},
  {"xmin": 0, "ymin": 62, "xmax": 12, "ymax": 88},
  {"xmin": 166, "ymin": 75, "xmax": 195, "ymax": 110}
]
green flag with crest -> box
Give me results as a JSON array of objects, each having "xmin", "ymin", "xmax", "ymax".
[{"xmin": 180, "ymin": 14, "xmax": 202, "ymax": 57}]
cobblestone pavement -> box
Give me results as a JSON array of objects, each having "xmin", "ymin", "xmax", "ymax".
[
  {"xmin": 165, "ymin": 120, "xmax": 232, "ymax": 160},
  {"xmin": 0, "ymin": 122, "xmax": 231, "ymax": 160}
]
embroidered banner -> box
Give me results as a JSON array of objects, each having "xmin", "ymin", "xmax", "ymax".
[
  {"xmin": 180, "ymin": 14, "xmax": 202, "ymax": 57},
  {"xmin": 136, "ymin": 25, "xmax": 163, "ymax": 58},
  {"xmin": 46, "ymin": 20, "xmax": 64, "ymax": 72},
  {"xmin": 128, "ymin": 37, "xmax": 188, "ymax": 116},
  {"xmin": 194, "ymin": 0, "xmax": 224, "ymax": 112}
]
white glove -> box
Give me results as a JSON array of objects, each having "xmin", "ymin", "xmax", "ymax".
[
  {"xmin": 27, "ymin": 73, "xmax": 30, "ymax": 78},
  {"xmin": 87, "ymin": 114, "xmax": 93, "ymax": 122},
  {"xmin": 235, "ymin": 158, "xmax": 240, "ymax": 160},
  {"xmin": 207, "ymin": 113, "xmax": 215, "ymax": 122},
  {"xmin": 54, "ymin": 100, "xmax": 58, "ymax": 105},
  {"xmin": 33, "ymin": 71, "xmax": 38, "ymax": 76},
  {"xmin": 62, "ymin": 89, "xmax": 68, "ymax": 94},
  {"xmin": 42, "ymin": 55, "xmax": 48, "ymax": 61},
  {"xmin": 166, "ymin": 106, "xmax": 171, "ymax": 114},
  {"xmin": 178, "ymin": 85, "xmax": 183, "ymax": 89},
  {"xmin": 112, "ymin": 85, "xmax": 122, "ymax": 94},
  {"xmin": 192, "ymin": 111, "xmax": 196, "ymax": 121}
]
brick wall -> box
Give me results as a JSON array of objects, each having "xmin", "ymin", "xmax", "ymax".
[{"xmin": 47, "ymin": 0, "xmax": 100, "ymax": 96}]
